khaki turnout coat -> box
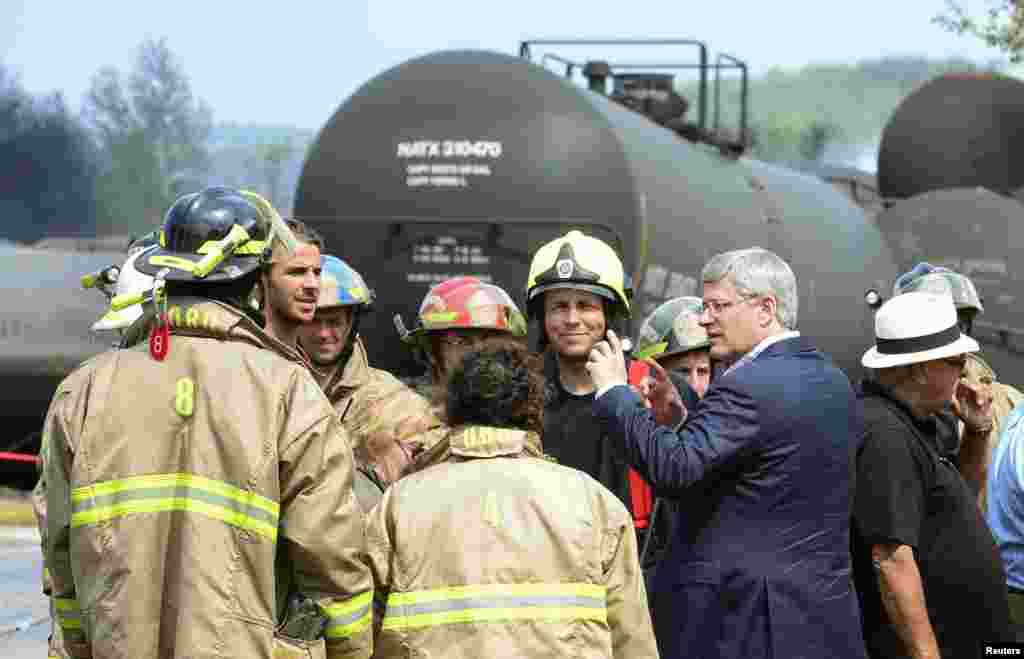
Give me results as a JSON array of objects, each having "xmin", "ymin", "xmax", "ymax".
[
  {"xmin": 41, "ymin": 298, "xmax": 373, "ymax": 659},
  {"xmin": 365, "ymin": 425, "xmax": 659, "ymax": 658}
]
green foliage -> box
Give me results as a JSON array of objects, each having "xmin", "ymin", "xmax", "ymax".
[
  {"xmin": 689, "ymin": 55, "xmax": 994, "ymax": 163},
  {"xmin": 206, "ymin": 124, "xmax": 313, "ymax": 213},
  {"xmin": 934, "ymin": 1, "xmax": 1024, "ymax": 63},
  {"xmin": 92, "ymin": 130, "xmax": 168, "ymax": 236},
  {"xmin": 84, "ymin": 37, "xmax": 212, "ymax": 236},
  {"xmin": 0, "ymin": 64, "xmax": 100, "ymax": 242}
]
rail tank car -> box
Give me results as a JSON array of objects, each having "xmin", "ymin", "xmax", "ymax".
[
  {"xmin": 294, "ymin": 48, "xmax": 898, "ymax": 379},
  {"xmin": 878, "ymin": 73, "xmax": 1024, "ymax": 200},
  {"xmin": 873, "ymin": 73, "xmax": 1024, "ymax": 385},
  {"xmin": 0, "ymin": 243, "xmax": 122, "ymax": 486},
  {"xmin": 874, "ymin": 187, "xmax": 1024, "ymax": 385}
]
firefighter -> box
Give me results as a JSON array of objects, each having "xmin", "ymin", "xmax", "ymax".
[
  {"xmin": 297, "ymin": 255, "xmax": 441, "ymax": 511},
  {"xmin": 35, "ymin": 244, "xmax": 160, "ymax": 659},
  {"xmin": 397, "ymin": 276, "xmax": 546, "ymax": 470},
  {"xmin": 251, "ymin": 210, "xmax": 325, "ymax": 350},
  {"xmin": 524, "ymin": 229, "xmax": 697, "ymax": 573},
  {"xmin": 40, "ymin": 187, "xmax": 373, "ymax": 659},
  {"xmin": 365, "ymin": 337, "xmax": 659, "ymax": 658},
  {"xmin": 635, "ymin": 296, "xmax": 714, "ymax": 399},
  {"xmin": 893, "ymin": 262, "xmax": 1023, "ymax": 510}
]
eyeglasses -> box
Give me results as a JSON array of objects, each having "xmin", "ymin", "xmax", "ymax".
[{"xmin": 700, "ymin": 295, "xmax": 758, "ymax": 317}]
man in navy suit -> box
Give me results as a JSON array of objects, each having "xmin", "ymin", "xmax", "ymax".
[{"xmin": 586, "ymin": 247, "xmax": 867, "ymax": 659}]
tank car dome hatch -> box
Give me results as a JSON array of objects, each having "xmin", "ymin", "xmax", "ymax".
[
  {"xmin": 295, "ymin": 49, "xmax": 897, "ymax": 378},
  {"xmin": 877, "ymin": 73, "xmax": 1024, "ymax": 200}
]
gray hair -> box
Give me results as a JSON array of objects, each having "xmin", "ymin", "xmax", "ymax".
[{"xmin": 701, "ymin": 247, "xmax": 798, "ymax": 329}]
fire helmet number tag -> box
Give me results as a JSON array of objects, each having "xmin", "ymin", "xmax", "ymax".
[{"xmin": 150, "ymin": 314, "xmax": 170, "ymax": 361}]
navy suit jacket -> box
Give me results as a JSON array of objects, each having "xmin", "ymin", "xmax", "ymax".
[{"xmin": 594, "ymin": 336, "xmax": 867, "ymax": 659}]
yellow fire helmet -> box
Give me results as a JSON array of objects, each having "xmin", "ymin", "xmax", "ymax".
[{"xmin": 525, "ymin": 229, "xmax": 630, "ymax": 317}]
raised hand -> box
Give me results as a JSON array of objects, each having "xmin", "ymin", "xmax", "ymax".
[
  {"xmin": 953, "ymin": 379, "xmax": 994, "ymax": 435},
  {"xmin": 586, "ymin": 329, "xmax": 629, "ymax": 392},
  {"xmin": 645, "ymin": 359, "xmax": 687, "ymax": 426}
]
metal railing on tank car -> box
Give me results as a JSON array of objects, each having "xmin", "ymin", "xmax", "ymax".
[{"xmin": 520, "ymin": 38, "xmax": 751, "ymax": 152}]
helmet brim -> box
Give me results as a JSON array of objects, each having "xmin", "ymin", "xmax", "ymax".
[
  {"xmin": 529, "ymin": 282, "xmax": 626, "ymax": 309},
  {"xmin": 135, "ymin": 248, "xmax": 261, "ymax": 282},
  {"xmin": 653, "ymin": 341, "xmax": 711, "ymax": 362}
]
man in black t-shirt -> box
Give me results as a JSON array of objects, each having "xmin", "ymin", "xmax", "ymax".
[
  {"xmin": 856, "ymin": 292, "xmax": 1012, "ymax": 658},
  {"xmin": 524, "ymin": 231, "xmax": 697, "ymax": 582},
  {"xmin": 525, "ymin": 231, "xmax": 638, "ymax": 513}
]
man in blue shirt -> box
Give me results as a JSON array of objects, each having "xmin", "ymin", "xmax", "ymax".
[{"xmin": 989, "ymin": 406, "xmax": 1024, "ymax": 632}]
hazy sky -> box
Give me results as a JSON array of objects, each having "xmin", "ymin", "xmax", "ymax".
[{"xmin": 1, "ymin": 0, "xmax": 1006, "ymax": 130}]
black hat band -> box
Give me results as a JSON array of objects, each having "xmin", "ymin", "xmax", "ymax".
[{"xmin": 876, "ymin": 323, "xmax": 961, "ymax": 355}]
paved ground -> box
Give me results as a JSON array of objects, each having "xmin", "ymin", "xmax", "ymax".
[{"xmin": 0, "ymin": 525, "xmax": 50, "ymax": 657}]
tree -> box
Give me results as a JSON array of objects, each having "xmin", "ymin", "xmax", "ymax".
[
  {"xmin": 799, "ymin": 121, "xmax": 843, "ymax": 162},
  {"xmin": 83, "ymin": 37, "xmax": 212, "ymax": 235},
  {"xmin": 934, "ymin": 1, "xmax": 1024, "ymax": 63},
  {"xmin": 0, "ymin": 64, "xmax": 100, "ymax": 242},
  {"xmin": 246, "ymin": 140, "xmax": 298, "ymax": 211}
]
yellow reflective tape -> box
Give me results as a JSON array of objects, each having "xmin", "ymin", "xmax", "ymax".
[
  {"xmin": 381, "ymin": 605, "xmax": 607, "ymax": 630},
  {"xmin": 71, "ymin": 473, "xmax": 278, "ymax": 517},
  {"xmin": 54, "ymin": 598, "xmax": 80, "ymax": 612},
  {"xmin": 325, "ymin": 610, "xmax": 373, "ymax": 639},
  {"xmin": 386, "ymin": 582, "xmax": 605, "ymax": 606},
  {"xmin": 196, "ymin": 238, "xmax": 265, "ymax": 256},
  {"xmin": 58, "ymin": 617, "xmax": 83, "ymax": 631},
  {"xmin": 70, "ymin": 497, "xmax": 277, "ymax": 540},
  {"xmin": 54, "ymin": 598, "xmax": 83, "ymax": 631},
  {"xmin": 422, "ymin": 311, "xmax": 459, "ymax": 323},
  {"xmin": 149, "ymin": 255, "xmax": 197, "ymax": 274},
  {"xmin": 109, "ymin": 290, "xmax": 147, "ymax": 313},
  {"xmin": 322, "ymin": 591, "xmax": 373, "ymax": 617},
  {"xmin": 633, "ymin": 341, "xmax": 668, "ymax": 361}
]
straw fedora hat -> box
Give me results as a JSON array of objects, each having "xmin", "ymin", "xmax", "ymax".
[{"xmin": 862, "ymin": 291, "xmax": 979, "ymax": 369}]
